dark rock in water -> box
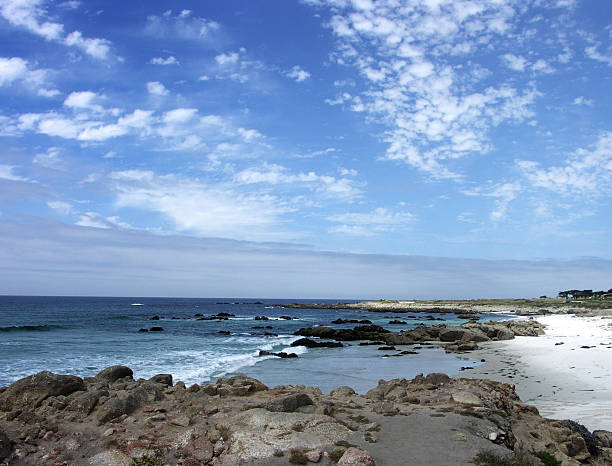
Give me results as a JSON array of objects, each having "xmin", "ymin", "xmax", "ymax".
[
  {"xmin": 331, "ymin": 318, "xmax": 372, "ymax": 324},
  {"xmin": 218, "ymin": 330, "xmax": 231, "ymax": 335},
  {"xmin": 252, "ymin": 325, "xmax": 265, "ymax": 329},
  {"xmin": 149, "ymin": 374, "xmax": 173, "ymax": 386},
  {"xmin": 378, "ymin": 346, "xmax": 396, "ymax": 351},
  {"xmin": 295, "ymin": 324, "xmax": 389, "ymax": 342},
  {"xmin": 215, "ymin": 312, "xmax": 235, "ymax": 318},
  {"xmin": 194, "ymin": 313, "xmax": 203, "ymax": 317},
  {"xmin": 291, "ymin": 338, "xmax": 343, "ymax": 348},
  {"xmin": 399, "ymin": 350, "xmax": 419, "ymax": 355},
  {"xmin": 254, "ymin": 315, "xmax": 269, "ymax": 321},
  {"xmin": 388, "ymin": 320, "xmax": 407, "ymax": 325},
  {"xmin": 171, "ymin": 316, "xmax": 180, "ymax": 319},
  {"xmin": 264, "ymin": 332, "xmax": 278, "ymax": 337},
  {"xmin": 266, "ymin": 325, "xmax": 274, "ymax": 329},
  {"xmin": 96, "ymin": 365, "xmax": 134, "ymax": 383},
  {"xmin": 264, "ymin": 393, "xmax": 313, "ymax": 412},
  {"xmin": 0, "ymin": 427, "xmax": 11, "ymax": 461},
  {"xmin": 258, "ymin": 350, "xmax": 298, "ymax": 359},
  {"xmin": 555, "ymin": 342, "xmax": 564, "ymax": 345},
  {"xmin": 254, "ymin": 301, "xmax": 263, "ymax": 305},
  {"xmin": 359, "ymin": 341, "xmax": 385, "ymax": 346},
  {"xmin": 457, "ymin": 313, "xmax": 479, "ymax": 320},
  {"xmin": 279, "ymin": 315, "xmax": 293, "ymax": 320},
  {"xmin": 149, "ymin": 326, "xmax": 164, "ymax": 332},
  {"xmin": 0, "ymin": 371, "xmax": 85, "ymax": 411},
  {"xmin": 150, "ymin": 315, "xmax": 160, "ymax": 320},
  {"xmin": 138, "ymin": 328, "xmax": 148, "ymax": 332}
]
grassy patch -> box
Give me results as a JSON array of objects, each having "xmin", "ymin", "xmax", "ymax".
[
  {"xmin": 132, "ymin": 457, "xmax": 162, "ymax": 466},
  {"xmin": 273, "ymin": 449, "xmax": 284, "ymax": 457},
  {"xmin": 472, "ymin": 450, "xmax": 528, "ymax": 466},
  {"xmin": 329, "ymin": 449, "xmax": 346, "ymax": 462},
  {"xmin": 334, "ymin": 440, "xmax": 357, "ymax": 448},
  {"xmin": 288, "ymin": 449, "xmax": 308, "ymax": 465},
  {"xmin": 533, "ymin": 451, "xmax": 561, "ymax": 466}
]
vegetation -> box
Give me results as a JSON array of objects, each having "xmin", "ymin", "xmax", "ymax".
[
  {"xmin": 288, "ymin": 449, "xmax": 308, "ymax": 465},
  {"xmin": 328, "ymin": 449, "xmax": 346, "ymax": 462}
]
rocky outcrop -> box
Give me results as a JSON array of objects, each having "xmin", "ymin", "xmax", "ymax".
[
  {"xmin": 0, "ymin": 365, "xmax": 608, "ymax": 465},
  {"xmin": 291, "ymin": 337, "xmax": 343, "ymax": 348},
  {"xmin": 95, "ymin": 365, "xmax": 133, "ymax": 384},
  {"xmin": 0, "ymin": 371, "xmax": 85, "ymax": 411}
]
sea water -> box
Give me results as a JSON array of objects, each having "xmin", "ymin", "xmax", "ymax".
[{"xmin": 0, "ymin": 296, "xmax": 510, "ymax": 393}]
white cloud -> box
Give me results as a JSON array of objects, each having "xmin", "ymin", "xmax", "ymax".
[
  {"xmin": 215, "ymin": 52, "xmax": 239, "ymax": 66},
  {"xmin": 0, "ymin": 1, "xmax": 111, "ymax": 59},
  {"xmin": 464, "ymin": 182, "xmax": 522, "ymax": 221},
  {"xmin": 309, "ymin": 0, "xmax": 545, "ymax": 179},
  {"xmin": 0, "ymin": 0, "xmax": 63, "ymax": 40},
  {"xmin": 47, "ymin": 200, "xmax": 72, "ymax": 215},
  {"xmin": 109, "ymin": 170, "xmax": 292, "ymax": 240},
  {"xmin": 37, "ymin": 88, "xmax": 60, "ymax": 97},
  {"xmin": 145, "ymin": 10, "xmax": 219, "ymax": 41},
  {"xmin": 573, "ymin": 96, "xmax": 593, "ymax": 106},
  {"xmin": 64, "ymin": 91, "xmax": 100, "ymax": 109},
  {"xmin": 64, "ymin": 31, "xmax": 111, "ymax": 59},
  {"xmin": 518, "ymin": 132, "xmax": 612, "ymax": 196},
  {"xmin": 149, "ymin": 56, "xmax": 179, "ymax": 65},
  {"xmin": 328, "ymin": 207, "xmax": 414, "ymax": 236},
  {"xmin": 502, "ymin": 53, "xmax": 527, "ymax": 71},
  {"xmin": 0, "ymin": 164, "xmax": 29, "ymax": 181},
  {"xmin": 285, "ymin": 65, "xmax": 311, "ymax": 82},
  {"xmin": 233, "ymin": 164, "xmax": 361, "ymax": 201},
  {"xmin": 146, "ymin": 81, "xmax": 169, "ymax": 96},
  {"xmin": 0, "ymin": 56, "xmax": 28, "ymax": 85},
  {"xmin": 32, "ymin": 147, "xmax": 61, "ymax": 167},
  {"xmin": 585, "ymin": 45, "xmax": 612, "ymax": 66}
]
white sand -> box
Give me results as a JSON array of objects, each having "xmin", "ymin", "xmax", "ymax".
[{"xmin": 464, "ymin": 314, "xmax": 612, "ymax": 432}]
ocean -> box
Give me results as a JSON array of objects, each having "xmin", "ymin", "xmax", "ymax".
[{"xmin": 0, "ymin": 296, "xmax": 509, "ymax": 393}]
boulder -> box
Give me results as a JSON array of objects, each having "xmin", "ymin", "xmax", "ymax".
[
  {"xmin": 66, "ymin": 389, "xmax": 107, "ymax": 415},
  {"xmin": 149, "ymin": 374, "xmax": 173, "ymax": 386},
  {"xmin": 0, "ymin": 427, "xmax": 11, "ymax": 461},
  {"xmin": 263, "ymin": 393, "xmax": 313, "ymax": 413},
  {"xmin": 258, "ymin": 350, "xmax": 298, "ymax": 358},
  {"xmin": 329, "ymin": 386, "xmax": 356, "ymax": 398},
  {"xmin": 95, "ymin": 366, "xmax": 134, "ymax": 384},
  {"xmin": 183, "ymin": 436, "xmax": 214, "ymax": 463},
  {"xmin": 593, "ymin": 430, "xmax": 612, "ymax": 448},
  {"xmin": 337, "ymin": 447, "xmax": 376, "ymax": 466},
  {"xmin": 0, "ymin": 371, "xmax": 85, "ymax": 411}
]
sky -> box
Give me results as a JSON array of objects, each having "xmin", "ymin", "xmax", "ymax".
[{"xmin": 0, "ymin": 0, "xmax": 611, "ymax": 298}]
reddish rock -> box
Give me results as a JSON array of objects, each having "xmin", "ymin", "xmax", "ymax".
[
  {"xmin": 337, "ymin": 447, "xmax": 376, "ymax": 466},
  {"xmin": 183, "ymin": 436, "xmax": 214, "ymax": 463}
]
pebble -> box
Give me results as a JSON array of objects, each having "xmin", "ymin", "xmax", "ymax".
[{"xmin": 103, "ymin": 428, "xmax": 114, "ymax": 437}]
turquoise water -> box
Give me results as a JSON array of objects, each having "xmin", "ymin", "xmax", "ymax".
[{"xmin": 0, "ymin": 296, "xmax": 508, "ymax": 392}]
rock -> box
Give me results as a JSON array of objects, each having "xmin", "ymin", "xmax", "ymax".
[
  {"xmin": 377, "ymin": 346, "xmax": 396, "ymax": 351},
  {"xmin": 258, "ymin": 350, "xmax": 298, "ymax": 358},
  {"xmin": 149, "ymin": 326, "xmax": 164, "ymax": 332},
  {"xmin": 457, "ymin": 313, "xmax": 478, "ymax": 320},
  {"xmin": 214, "ymin": 375, "xmax": 268, "ymax": 396},
  {"xmin": 291, "ymin": 338, "xmax": 343, "ymax": 348},
  {"xmin": 88, "ymin": 450, "xmax": 132, "ymax": 466},
  {"xmin": 0, "ymin": 427, "xmax": 11, "ymax": 461},
  {"xmin": 556, "ymin": 419, "xmax": 599, "ymax": 457},
  {"xmin": 593, "ymin": 430, "xmax": 612, "ymax": 448},
  {"xmin": 0, "ymin": 371, "xmax": 85, "ymax": 411},
  {"xmin": 305, "ymin": 449, "xmax": 322, "ymax": 462},
  {"xmin": 96, "ymin": 384, "xmax": 161, "ymax": 424},
  {"xmin": 337, "ymin": 447, "xmax": 376, "ymax": 466},
  {"xmin": 388, "ymin": 320, "xmax": 407, "ymax": 324},
  {"xmin": 331, "ymin": 319, "xmax": 372, "ymax": 324},
  {"xmin": 138, "ymin": 328, "xmax": 148, "ymax": 332},
  {"xmin": 103, "ymin": 428, "xmax": 114, "ymax": 437},
  {"xmin": 66, "ymin": 389, "xmax": 106, "ymax": 415},
  {"xmin": 170, "ymin": 415, "xmax": 191, "ymax": 427},
  {"xmin": 263, "ymin": 393, "xmax": 313, "ymax": 413},
  {"xmin": 451, "ymin": 391, "xmax": 482, "ymax": 406},
  {"xmin": 183, "ymin": 436, "xmax": 214, "ymax": 463},
  {"xmin": 150, "ymin": 315, "xmax": 160, "ymax": 320},
  {"xmin": 423, "ymin": 373, "xmax": 451, "ymax": 386},
  {"xmin": 254, "ymin": 315, "xmax": 269, "ymax": 320},
  {"xmin": 452, "ymin": 433, "xmax": 468, "ymax": 442},
  {"xmin": 95, "ymin": 366, "xmax": 133, "ymax": 384},
  {"xmin": 218, "ymin": 330, "xmax": 231, "ymax": 335},
  {"xmin": 373, "ymin": 401, "xmax": 399, "ymax": 415},
  {"xmin": 329, "ymin": 386, "xmax": 356, "ymax": 398},
  {"xmin": 149, "ymin": 374, "xmax": 173, "ymax": 386},
  {"xmin": 279, "ymin": 315, "xmax": 293, "ymax": 320}
]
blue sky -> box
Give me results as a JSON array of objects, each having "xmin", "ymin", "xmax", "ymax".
[{"xmin": 0, "ymin": 0, "xmax": 611, "ymax": 297}]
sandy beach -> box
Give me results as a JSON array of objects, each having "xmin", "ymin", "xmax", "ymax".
[{"xmin": 462, "ymin": 314, "xmax": 612, "ymax": 431}]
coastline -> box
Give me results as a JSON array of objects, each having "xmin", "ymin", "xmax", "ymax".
[{"xmin": 460, "ymin": 314, "xmax": 612, "ymax": 431}]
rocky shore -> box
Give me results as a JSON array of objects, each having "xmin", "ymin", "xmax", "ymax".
[
  {"xmin": 1, "ymin": 364, "xmax": 611, "ymax": 466},
  {"xmin": 294, "ymin": 318, "xmax": 545, "ymax": 354}
]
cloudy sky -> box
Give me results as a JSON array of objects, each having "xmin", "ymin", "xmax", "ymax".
[{"xmin": 0, "ymin": 0, "xmax": 610, "ymax": 297}]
